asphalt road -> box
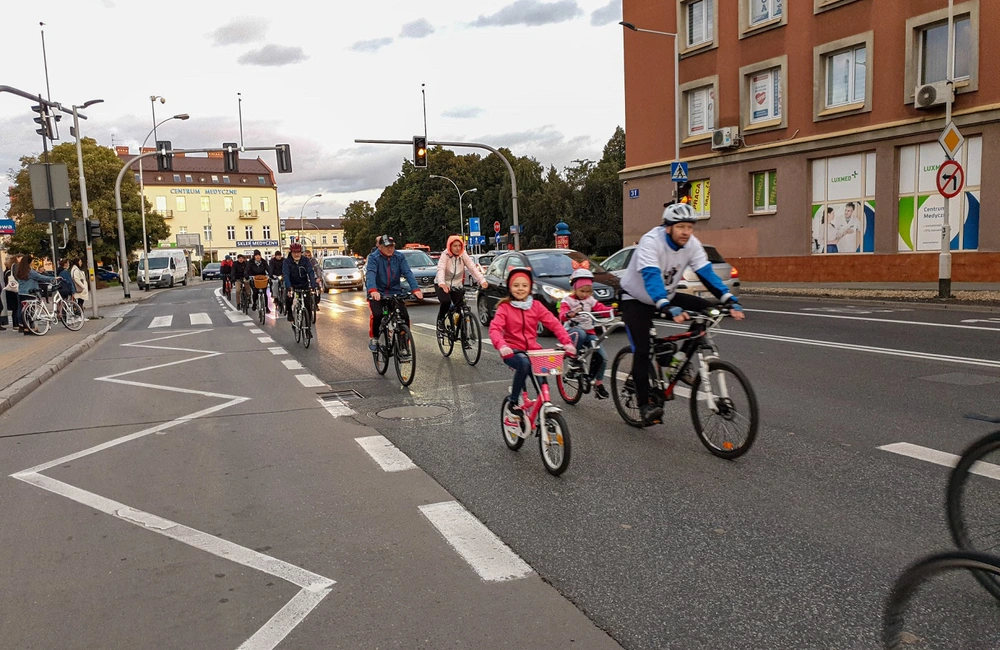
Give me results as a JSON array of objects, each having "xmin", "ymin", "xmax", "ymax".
[{"xmin": 3, "ymin": 283, "xmax": 1000, "ymax": 648}]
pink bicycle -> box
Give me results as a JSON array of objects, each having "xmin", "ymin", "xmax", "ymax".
[{"xmin": 500, "ymin": 348, "xmax": 572, "ymax": 476}]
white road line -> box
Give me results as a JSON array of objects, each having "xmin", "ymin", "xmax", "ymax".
[
  {"xmin": 258, "ymin": 336, "xmax": 275, "ymax": 343},
  {"xmin": 190, "ymin": 313, "xmax": 212, "ymax": 326},
  {"xmin": 355, "ymin": 435, "xmax": 416, "ymax": 472},
  {"xmin": 412, "ymin": 322, "xmax": 496, "ymax": 347},
  {"xmin": 319, "ymin": 397, "xmax": 355, "ymax": 418},
  {"xmin": 281, "ymin": 359, "xmax": 303, "ymax": 370},
  {"xmin": 418, "ymin": 501, "xmax": 533, "ymax": 582},
  {"xmin": 746, "ymin": 308, "xmax": 1000, "ymax": 333},
  {"xmin": 269, "ymin": 347, "xmax": 288, "ymax": 356},
  {"xmin": 148, "ymin": 315, "xmax": 173, "ymax": 328},
  {"xmin": 296, "ymin": 374, "xmax": 325, "ymax": 388},
  {"xmin": 879, "ymin": 442, "xmax": 1000, "ymax": 480},
  {"xmin": 225, "ymin": 311, "xmax": 252, "ymax": 323},
  {"xmin": 250, "ymin": 328, "xmax": 264, "ymax": 334},
  {"xmin": 243, "ymin": 322, "xmax": 254, "ymax": 326}
]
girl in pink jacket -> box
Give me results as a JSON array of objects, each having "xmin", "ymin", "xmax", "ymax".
[
  {"xmin": 435, "ymin": 235, "xmax": 487, "ymax": 330},
  {"xmin": 489, "ymin": 268, "xmax": 575, "ymax": 414}
]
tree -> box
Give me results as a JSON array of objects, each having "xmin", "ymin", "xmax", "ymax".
[
  {"xmin": 341, "ymin": 199, "xmax": 375, "ymax": 255},
  {"xmin": 5, "ymin": 138, "xmax": 169, "ymax": 266}
]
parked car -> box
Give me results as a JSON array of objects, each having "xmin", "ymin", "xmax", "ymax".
[
  {"xmin": 476, "ymin": 249, "xmax": 618, "ymax": 335},
  {"xmin": 137, "ymin": 250, "xmax": 189, "ymax": 289},
  {"xmin": 96, "ymin": 267, "xmax": 120, "ymax": 282},
  {"xmin": 428, "ymin": 251, "xmax": 442, "ymax": 262},
  {"xmin": 398, "ymin": 249, "xmax": 439, "ymax": 300},
  {"xmin": 465, "ymin": 253, "xmax": 496, "ymax": 286},
  {"xmin": 201, "ymin": 262, "xmax": 222, "ymax": 281},
  {"xmin": 320, "ymin": 255, "xmax": 364, "ymax": 291},
  {"xmin": 601, "ymin": 243, "xmax": 740, "ymax": 298}
]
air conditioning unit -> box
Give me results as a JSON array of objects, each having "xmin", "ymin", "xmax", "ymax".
[
  {"xmin": 711, "ymin": 126, "xmax": 740, "ymax": 151},
  {"xmin": 914, "ymin": 81, "xmax": 952, "ymax": 110}
]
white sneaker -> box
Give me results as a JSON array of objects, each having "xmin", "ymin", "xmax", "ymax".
[{"xmin": 369, "ymin": 338, "xmax": 378, "ymax": 352}]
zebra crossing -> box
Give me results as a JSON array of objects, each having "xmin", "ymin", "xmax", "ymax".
[{"xmin": 145, "ymin": 313, "xmax": 227, "ymax": 328}]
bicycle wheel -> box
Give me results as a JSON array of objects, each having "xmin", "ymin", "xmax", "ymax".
[
  {"xmin": 461, "ymin": 310, "xmax": 483, "ymax": 366},
  {"xmin": 947, "ymin": 430, "xmax": 1000, "ymax": 601},
  {"xmin": 393, "ymin": 324, "xmax": 416, "ymax": 387},
  {"xmin": 557, "ymin": 358, "xmax": 584, "ymax": 405},
  {"xmin": 23, "ymin": 302, "xmax": 50, "ymax": 336},
  {"xmin": 372, "ymin": 328, "xmax": 390, "ymax": 375},
  {"xmin": 303, "ymin": 321, "xmax": 312, "ymax": 348},
  {"xmin": 610, "ymin": 347, "xmax": 654, "ymax": 428},
  {"xmin": 258, "ymin": 300, "xmax": 265, "ymax": 325},
  {"xmin": 501, "ymin": 396, "xmax": 525, "ymax": 451},
  {"xmin": 882, "ymin": 551, "xmax": 1000, "ymax": 649},
  {"xmin": 60, "ymin": 300, "xmax": 85, "ymax": 331},
  {"xmin": 539, "ymin": 411, "xmax": 571, "ymax": 476},
  {"xmin": 437, "ymin": 319, "xmax": 454, "ymax": 357},
  {"xmin": 689, "ymin": 359, "xmax": 759, "ymax": 459},
  {"xmin": 293, "ymin": 307, "xmax": 303, "ymax": 344}
]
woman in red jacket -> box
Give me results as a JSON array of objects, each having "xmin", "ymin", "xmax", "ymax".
[{"xmin": 488, "ymin": 268, "xmax": 575, "ymax": 414}]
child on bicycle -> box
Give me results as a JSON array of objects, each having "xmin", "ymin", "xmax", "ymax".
[
  {"xmin": 489, "ymin": 267, "xmax": 575, "ymax": 415},
  {"xmin": 559, "ymin": 267, "xmax": 613, "ymax": 399}
]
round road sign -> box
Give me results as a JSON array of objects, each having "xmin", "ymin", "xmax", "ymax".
[
  {"xmin": 936, "ymin": 159, "xmax": 965, "ymax": 199},
  {"xmin": 493, "ymin": 221, "xmax": 501, "ymax": 233}
]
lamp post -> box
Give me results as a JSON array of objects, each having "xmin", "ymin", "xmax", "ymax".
[
  {"xmin": 299, "ymin": 193, "xmax": 322, "ymax": 246},
  {"xmin": 137, "ymin": 112, "xmax": 189, "ymax": 291},
  {"xmin": 620, "ymin": 21, "xmax": 680, "ymax": 167},
  {"xmin": 430, "ymin": 174, "xmax": 477, "ymax": 241},
  {"xmin": 71, "ymin": 98, "xmax": 103, "ymax": 319}
]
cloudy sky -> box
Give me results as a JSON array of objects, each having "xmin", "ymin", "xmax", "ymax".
[{"xmin": 1, "ymin": 0, "xmax": 625, "ymax": 219}]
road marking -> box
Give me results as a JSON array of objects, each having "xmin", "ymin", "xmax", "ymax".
[
  {"xmin": 355, "ymin": 435, "xmax": 416, "ymax": 472},
  {"xmin": 268, "ymin": 347, "xmax": 287, "ymax": 355},
  {"xmin": 746, "ymin": 308, "xmax": 1000, "ymax": 333},
  {"xmin": 258, "ymin": 336, "xmax": 275, "ymax": 343},
  {"xmin": 413, "ymin": 322, "xmax": 496, "ymax": 347},
  {"xmin": 879, "ymin": 442, "xmax": 1000, "ymax": 480},
  {"xmin": 225, "ymin": 311, "xmax": 252, "ymax": 323},
  {"xmin": 148, "ymin": 315, "xmax": 173, "ymax": 328},
  {"xmin": 281, "ymin": 359, "xmax": 303, "ymax": 370},
  {"xmin": 319, "ymin": 397, "xmax": 355, "ymax": 418},
  {"xmin": 189, "ymin": 313, "xmax": 212, "ymax": 326},
  {"xmin": 250, "ymin": 328, "xmax": 264, "ymax": 334},
  {"xmin": 418, "ymin": 501, "xmax": 533, "ymax": 582},
  {"xmin": 322, "ymin": 302, "xmax": 352, "ymax": 314},
  {"xmin": 296, "ymin": 374, "xmax": 325, "ymax": 388}
]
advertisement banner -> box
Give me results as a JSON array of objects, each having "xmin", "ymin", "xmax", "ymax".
[
  {"xmin": 751, "ymin": 73, "xmax": 771, "ymax": 121},
  {"xmin": 691, "ymin": 179, "xmax": 710, "ymax": 217},
  {"xmin": 811, "ymin": 152, "xmax": 875, "ymax": 254}
]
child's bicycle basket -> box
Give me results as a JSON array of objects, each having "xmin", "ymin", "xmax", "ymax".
[{"xmin": 526, "ymin": 349, "xmax": 565, "ymax": 377}]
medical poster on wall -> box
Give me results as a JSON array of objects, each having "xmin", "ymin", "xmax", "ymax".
[{"xmin": 811, "ymin": 153, "xmax": 876, "ymax": 254}]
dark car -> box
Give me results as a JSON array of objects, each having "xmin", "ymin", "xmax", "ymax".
[
  {"xmin": 398, "ymin": 249, "xmax": 439, "ymax": 300},
  {"xmin": 96, "ymin": 267, "xmax": 120, "ymax": 282},
  {"xmin": 201, "ymin": 262, "xmax": 222, "ymax": 281},
  {"xmin": 476, "ymin": 249, "xmax": 618, "ymax": 335}
]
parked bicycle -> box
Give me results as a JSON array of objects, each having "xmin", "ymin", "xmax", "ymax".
[
  {"xmin": 21, "ymin": 279, "xmax": 84, "ymax": 335},
  {"xmin": 289, "ymin": 288, "xmax": 313, "ymax": 348},
  {"xmin": 500, "ymin": 348, "xmax": 572, "ymax": 476},
  {"xmin": 436, "ymin": 296, "xmax": 483, "ymax": 365},
  {"xmin": 610, "ymin": 306, "xmax": 759, "ymax": 459},
  {"xmin": 557, "ymin": 310, "xmax": 622, "ymax": 404},
  {"xmin": 371, "ymin": 294, "xmax": 417, "ymax": 387}
]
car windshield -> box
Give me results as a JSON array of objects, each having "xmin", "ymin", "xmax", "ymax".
[
  {"xmin": 703, "ymin": 246, "xmax": 726, "ymax": 264},
  {"xmin": 525, "ymin": 251, "xmax": 605, "ymax": 277},
  {"xmin": 401, "ymin": 251, "xmax": 433, "ymax": 267},
  {"xmin": 323, "ymin": 258, "xmax": 355, "ymax": 269},
  {"xmin": 205, "ymin": 263, "xmax": 220, "ymax": 271},
  {"xmin": 143, "ymin": 258, "xmax": 169, "ymax": 269}
]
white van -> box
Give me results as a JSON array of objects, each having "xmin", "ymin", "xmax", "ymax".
[{"xmin": 137, "ymin": 250, "xmax": 189, "ymax": 289}]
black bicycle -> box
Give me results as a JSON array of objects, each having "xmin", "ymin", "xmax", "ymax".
[
  {"xmin": 250, "ymin": 275, "xmax": 268, "ymax": 325},
  {"xmin": 371, "ymin": 294, "xmax": 416, "ymax": 387},
  {"xmin": 238, "ymin": 280, "xmax": 251, "ymax": 315},
  {"xmin": 436, "ymin": 291, "xmax": 483, "ymax": 366},
  {"xmin": 290, "ymin": 288, "xmax": 313, "ymax": 348},
  {"xmin": 269, "ymin": 276, "xmax": 285, "ymax": 317}
]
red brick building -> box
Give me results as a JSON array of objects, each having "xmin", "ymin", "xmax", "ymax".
[{"xmin": 621, "ymin": 0, "xmax": 999, "ymax": 281}]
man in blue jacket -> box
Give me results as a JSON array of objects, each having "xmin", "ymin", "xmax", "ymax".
[
  {"xmin": 366, "ymin": 235, "xmax": 423, "ymax": 351},
  {"xmin": 282, "ymin": 243, "xmax": 319, "ymax": 322}
]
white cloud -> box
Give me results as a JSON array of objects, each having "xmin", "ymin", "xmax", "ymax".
[
  {"xmin": 237, "ymin": 44, "xmax": 308, "ymax": 67},
  {"xmin": 442, "ymin": 106, "xmax": 485, "ymax": 119},
  {"xmin": 472, "ymin": 0, "xmax": 583, "ymax": 27},
  {"xmin": 399, "ymin": 18, "xmax": 435, "ymax": 38},
  {"xmin": 350, "ymin": 37, "xmax": 394, "ymax": 53},
  {"xmin": 590, "ymin": 0, "xmax": 621, "ymax": 26},
  {"xmin": 210, "ymin": 17, "xmax": 269, "ymax": 46}
]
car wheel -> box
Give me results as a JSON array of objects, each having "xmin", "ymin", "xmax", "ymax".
[{"xmin": 478, "ymin": 296, "xmax": 491, "ymax": 326}]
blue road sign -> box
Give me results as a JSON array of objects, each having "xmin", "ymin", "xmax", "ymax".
[
  {"xmin": 629, "ymin": 188, "xmax": 640, "ymax": 199},
  {"xmin": 0, "ymin": 218, "xmax": 15, "ymax": 235},
  {"xmin": 495, "ymin": 234, "xmax": 501, "ymax": 244},
  {"xmin": 670, "ymin": 162, "xmax": 689, "ymax": 182},
  {"xmin": 469, "ymin": 217, "xmax": 481, "ymax": 235}
]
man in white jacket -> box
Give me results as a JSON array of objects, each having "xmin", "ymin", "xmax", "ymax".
[{"xmin": 435, "ymin": 235, "xmax": 487, "ymax": 331}]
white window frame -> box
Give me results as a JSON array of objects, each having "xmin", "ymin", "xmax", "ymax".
[
  {"xmin": 825, "ymin": 44, "xmax": 867, "ymax": 108},
  {"xmin": 740, "ymin": 0, "xmax": 786, "ymax": 37},
  {"xmin": 740, "ymin": 57, "xmax": 788, "ymax": 132},
  {"xmin": 685, "ymin": 86, "xmax": 715, "ymax": 138},
  {"xmin": 917, "ymin": 16, "xmax": 972, "ymax": 85},
  {"xmin": 227, "ymin": 225, "xmax": 236, "ymax": 240},
  {"xmin": 155, "ymin": 196, "xmax": 167, "ymax": 213},
  {"xmin": 224, "ymin": 197, "xmax": 234, "ymax": 212},
  {"xmin": 685, "ymin": 0, "xmax": 712, "ymax": 48},
  {"xmin": 178, "ymin": 226, "xmax": 187, "ymax": 235},
  {"xmin": 204, "ymin": 225, "xmax": 213, "ymax": 242},
  {"xmin": 262, "ymin": 225, "xmax": 271, "ymax": 239},
  {"xmin": 245, "ymin": 226, "xmax": 253, "ymax": 239},
  {"xmin": 679, "ymin": 75, "xmax": 718, "ymax": 144},
  {"xmin": 259, "ymin": 197, "xmax": 269, "ymax": 212},
  {"xmin": 748, "ymin": 68, "xmax": 781, "ymax": 125},
  {"xmin": 751, "ymin": 170, "xmax": 777, "ymax": 214},
  {"xmin": 200, "ymin": 196, "xmax": 211, "ymax": 212},
  {"xmin": 242, "ymin": 197, "xmax": 253, "ymax": 213},
  {"xmin": 175, "ymin": 196, "xmax": 187, "ymax": 212},
  {"xmin": 749, "ymin": 0, "xmax": 782, "ymax": 26},
  {"xmin": 904, "ymin": 1, "xmax": 980, "ymax": 103}
]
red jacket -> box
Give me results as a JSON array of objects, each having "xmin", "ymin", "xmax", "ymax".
[{"xmin": 489, "ymin": 300, "xmax": 572, "ymax": 357}]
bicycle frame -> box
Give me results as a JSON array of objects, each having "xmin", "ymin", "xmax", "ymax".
[
  {"xmin": 516, "ymin": 362, "xmax": 564, "ymax": 436},
  {"xmin": 653, "ymin": 309, "xmax": 727, "ymax": 410},
  {"xmin": 568, "ymin": 311, "xmax": 622, "ymax": 366}
]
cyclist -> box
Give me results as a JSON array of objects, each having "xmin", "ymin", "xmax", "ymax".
[
  {"xmin": 488, "ymin": 268, "xmax": 575, "ymax": 416},
  {"xmin": 365, "ymin": 235, "xmax": 423, "ymax": 352},
  {"xmin": 619, "ymin": 200, "xmax": 745, "ymax": 425},
  {"xmin": 245, "ymin": 249, "xmax": 270, "ymax": 313},
  {"xmin": 435, "ymin": 235, "xmax": 487, "ymax": 332},
  {"xmin": 220, "ymin": 255, "xmax": 233, "ymax": 292},
  {"xmin": 282, "ymin": 243, "xmax": 317, "ymax": 322},
  {"xmin": 559, "ymin": 266, "xmax": 613, "ymax": 399},
  {"xmin": 232, "ymin": 254, "xmax": 249, "ymax": 308},
  {"xmin": 268, "ymin": 250, "xmax": 284, "ymax": 306}
]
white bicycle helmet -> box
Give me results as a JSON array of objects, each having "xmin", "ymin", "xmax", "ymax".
[
  {"xmin": 662, "ymin": 201, "xmax": 697, "ymax": 225},
  {"xmin": 569, "ymin": 268, "xmax": 594, "ymax": 284}
]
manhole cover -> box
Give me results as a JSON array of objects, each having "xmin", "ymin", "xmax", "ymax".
[{"xmin": 376, "ymin": 405, "xmax": 450, "ymax": 420}]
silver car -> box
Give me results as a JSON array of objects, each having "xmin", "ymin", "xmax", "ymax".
[
  {"xmin": 320, "ymin": 255, "xmax": 364, "ymax": 291},
  {"xmin": 601, "ymin": 244, "xmax": 740, "ymax": 298}
]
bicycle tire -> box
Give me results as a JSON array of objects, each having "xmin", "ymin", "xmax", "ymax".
[
  {"xmin": 373, "ymin": 328, "xmax": 390, "ymax": 375},
  {"xmin": 60, "ymin": 300, "xmax": 85, "ymax": 331},
  {"xmin": 461, "ymin": 310, "xmax": 483, "ymax": 366},
  {"xmin": 882, "ymin": 550, "xmax": 1000, "ymax": 649},
  {"xmin": 23, "ymin": 302, "xmax": 50, "ymax": 336},
  {"xmin": 258, "ymin": 300, "xmax": 265, "ymax": 325},
  {"xmin": 393, "ymin": 324, "xmax": 416, "ymax": 387},
  {"xmin": 437, "ymin": 319, "xmax": 454, "ymax": 357},
  {"xmin": 501, "ymin": 396, "xmax": 525, "ymax": 450},
  {"xmin": 303, "ymin": 322, "xmax": 312, "ymax": 348},
  {"xmin": 539, "ymin": 411, "xmax": 571, "ymax": 476},
  {"xmin": 689, "ymin": 359, "xmax": 759, "ymax": 459},
  {"xmin": 294, "ymin": 307, "xmax": 303, "ymax": 344},
  {"xmin": 610, "ymin": 347, "xmax": 655, "ymax": 428},
  {"xmin": 947, "ymin": 429, "xmax": 1000, "ymax": 601},
  {"xmin": 557, "ymin": 359, "xmax": 584, "ymax": 405}
]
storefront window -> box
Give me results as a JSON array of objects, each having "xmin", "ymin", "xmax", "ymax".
[{"xmin": 811, "ymin": 153, "xmax": 876, "ymax": 254}]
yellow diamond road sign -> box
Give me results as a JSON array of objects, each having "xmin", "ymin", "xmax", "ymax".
[{"xmin": 938, "ymin": 121, "xmax": 965, "ymax": 160}]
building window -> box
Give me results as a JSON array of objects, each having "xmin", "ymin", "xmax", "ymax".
[
  {"xmin": 173, "ymin": 174, "xmax": 181, "ymax": 183},
  {"xmin": 155, "ymin": 196, "xmax": 167, "ymax": 213},
  {"xmin": 227, "ymin": 225, "xmax": 236, "ymax": 240},
  {"xmin": 919, "ymin": 17, "xmax": 971, "ymax": 85},
  {"xmin": 223, "ymin": 176, "xmax": 231, "ymax": 184},
  {"xmin": 242, "ymin": 197, "xmax": 252, "ymax": 213},
  {"xmin": 751, "ymin": 170, "xmax": 777, "ymax": 213},
  {"xmin": 211, "ymin": 175, "xmax": 219, "ymax": 184},
  {"xmin": 904, "ymin": 3, "xmax": 979, "ymax": 103},
  {"xmin": 200, "ymin": 196, "xmax": 211, "ymax": 212},
  {"xmin": 739, "ymin": 56, "xmax": 788, "ymax": 130},
  {"xmin": 332, "ymin": 235, "xmax": 338, "ymax": 244},
  {"xmin": 258, "ymin": 176, "xmax": 267, "ymax": 185},
  {"xmin": 185, "ymin": 174, "xmax": 193, "ymax": 183},
  {"xmin": 690, "ymin": 180, "xmax": 710, "ymax": 219},
  {"xmin": 176, "ymin": 196, "xmax": 187, "ymax": 212},
  {"xmin": 812, "ymin": 153, "xmax": 876, "ymax": 254},
  {"xmin": 815, "ymin": 0, "xmax": 862, "ymax": 12},
  {"xmin": 224, "ymin": 197, "xmax": 234, "ymax": 212},
  {"xmin": 263, "ymin": 225, "xmax": 271, "ymax": 239},
  {"xmin": 321, "ymin": 235, "xmax": 328, "ymax": 244},
  {"xmin": 826, "ymin": 44, "xmax": 866, "ymax": 107},
  {"xmin": 685, "ymin": 86, "xmax": 715, "ymax": 137},
  {"xmin": 813, "ymin": 32, "xmax": 874, "ymax": 121},
  {"xmin": 259, "ymin": 197, "xmax": 269, "ymax": 212},
  {"xmin": 204, "ymin": 225, "xmax": 212, "ymax": 242},
  {"xmin": 685, "ymin": 0, "xmax": 713, "ymax": 48},
  {"xmin": 749, "ymin": 67, "xmax": 781, "ymax": 124},
  {"xmin": 750, "ymin": 0, "xmax": 781, "ymax": 26},
  {"xmin": 134, "ymin": 173, "xmax": 140, "ymax": 182},
  {"xmin": 245, "ymin": 226, "xmax": 254, "ymax": 239},
  {"xmin": 178, "ymin": 226, "xmax": 187, "ymax": 235}
]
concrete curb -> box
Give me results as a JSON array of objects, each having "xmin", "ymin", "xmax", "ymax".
[{"xmin": 0, "ymin": 317, "xmax": 123, "ymax": 417}]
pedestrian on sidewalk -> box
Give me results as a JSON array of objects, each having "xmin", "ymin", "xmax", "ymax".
[
  {"xmin": 15, "ymin": 254, "xmax": 53, "ymax": 335},
  {"xmin": 71, "ymin": 258, "xmax": 89, "ymax": 310},
  {"xmin": 58, "ymin": 260, "xmax": 76, "ymax": 305},
  {"xmin": 2, "ymin": 253, "xmax": 18, "ymax": 331}
]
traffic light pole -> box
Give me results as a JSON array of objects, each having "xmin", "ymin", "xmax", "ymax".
[{"xmin": 72, "ymin": 106, "xmax": 100, "ymax": 319}]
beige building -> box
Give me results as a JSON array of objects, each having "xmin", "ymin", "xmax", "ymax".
[
  {"xmin": 284, "ymin": 217, "xmax": 346, "ymax": 256},
  {"xmin": 116, "ymin": 146, "xmax": 281, "ymax": 261}
]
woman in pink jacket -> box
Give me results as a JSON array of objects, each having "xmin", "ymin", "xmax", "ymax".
[
  {"xmin": 435, "ymin": 235, "xmax": 487, "ymax": 330},
  {"xmin": 489, "ymin": 268, "xmax": 575, "ymax": 414}
]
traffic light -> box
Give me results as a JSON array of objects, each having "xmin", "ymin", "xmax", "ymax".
[
  {"xmin": 223, "ymin": 142, "xmax": 239, "ymax": 173},
  {"xmin": 413, "ymin": 135, "xmax": 427, "ymax": 168},
  {"xmin": 156, "ymin": 140, "xmax": 173, "ymax": 172},
  {"xmin": 276, "ymin": 144, "xmax": 293, "ymax": 174},
  {"xmin": 87, "ymin": 219, "xmax": 102, "ymax": 241},
  {"xmin": 32, "ymin": 103, "xmax": 60, "ymax": 140}
]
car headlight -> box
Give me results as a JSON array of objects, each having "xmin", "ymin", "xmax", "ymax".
[
  {"xmin": 325, "ymin": 272, "xmax": 336, "ymax": 280},
  {"xmin": 540, "ymin": 285, "xmax": 568, "ymax": 300},
  {"xmin": 351, "ymin": 272, "xmax": 361, "ymax": 280}
]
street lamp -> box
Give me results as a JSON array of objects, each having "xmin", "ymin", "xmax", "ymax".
[
  {"xmin": 299, "ymin": 193, "xmax": 322, "ymax": 245},
  {"xmin": 430, "ymin": 174, "xmax": 477, "ymax": 241},
  {"xmin": 138, "ymin": 112, "xmax": 189, "ymax": 291},
  {"xmin": 620, "ymin": 21, "xmax": 680, "ymax": 164},
  {"xmin": 71, "ymin": 98, "xmax": 103, "ymax": 319}
]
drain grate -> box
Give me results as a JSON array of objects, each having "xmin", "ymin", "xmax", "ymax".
[{"xmin": 318, "ymin": 389, "xmax": 364, "ymax": 401}]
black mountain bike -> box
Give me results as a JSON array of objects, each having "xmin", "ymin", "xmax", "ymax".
[
  {"xmin": 436, "ymin": 291, "xmax": 483, "ymax": 365},
  {"xmin": 290, "ymin": 288, "xmax": 313, "ymax": 348},
  {"xmin": 371, "ymin": 294, "xmax": 417, "ymax": 387}
]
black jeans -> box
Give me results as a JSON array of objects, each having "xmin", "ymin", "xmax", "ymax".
[
  {"xmin": 435, "ymin": 286, "xmax": 465, "ymax": 321},
  {"xmin": 621, "ymin": 293, "xmax": 713, "ymax": 407},
  {"xmin": 369, "ymin": 297, "xmax": 410, "ymax": 337}
]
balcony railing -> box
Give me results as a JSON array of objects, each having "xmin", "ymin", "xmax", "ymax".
[
  {"xmin": 162, "ymin": 210, "xmax": 174, "ymax": 219},
  {"xmin": 239, "ymin": 210, "xmax": 259, "ymax": 219}
]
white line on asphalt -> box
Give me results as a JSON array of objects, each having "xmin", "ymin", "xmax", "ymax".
[
  {"xmin": 236, "ymin": 586, "xmax": 334, "ymax": 650},
  {"xmin": 243, "ymin": 322, "xmax": 254, "ymax": 326},
  {"xmin": 355, "ymin": 435, "xmax": 416, "ymax": 472},
  {"xmin": 282, "ymin": 359, "xmax": 303, "ymax": 370},
  {"xmin": 268, "ymin": 347, "xmax": 287, "ymax": 355},
  {"xmin": 225, "ymin": 311, "xmax": 252, "ymax": 323},
  {"xmin": 296, "ymin": 374, "xmax": 325, "ymax": 388},
  {"xmin": 148, "ymin": 315, "xmax": 173, "ymax": 328},
  {"xmin": 746, "ymin": 308, "xmax": 1000, "ymax": 333},
  {"xmin": 418, "ymin": 501, "xmax": 533, "ymax": 582},
  {"xmin": 250, "ymin": 328, "xmax": 264, "ymax": 334},
  {"xmin": 258, "ymin": 336, "xmax": 275, "ymax": 343},
  {"xmin": 318, "ymin": 397, "xmax": 355, "ymax": 418},
  {"xmin": 412, "ymin": 322, "xmax": 497, "ymax": 347},
  {"xmin": 189, "ymin": 313, "xmax": 212, "ymax": 326},
  {"xmin": 878, "ymin": 442, "xmax": 1000, "ymax": 480}
]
